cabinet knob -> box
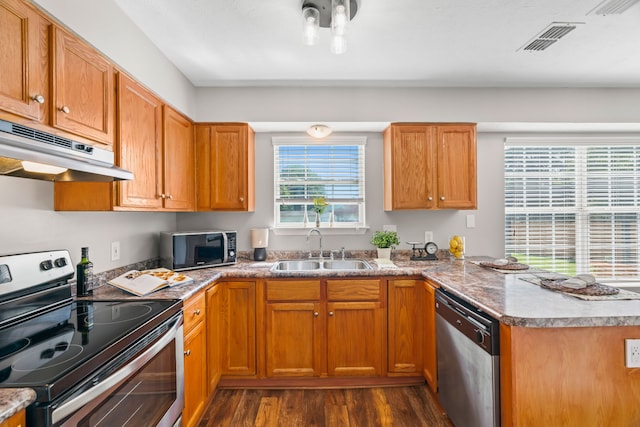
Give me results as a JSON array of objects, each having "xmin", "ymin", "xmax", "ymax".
[
  {"xmin": 159, "ymin": 194, "xmax": 166, "ymax": 199},
  {"xmin": 59, "ymin": 105, "xmax": 70, "ymax": 114},
  {"xmin": 329, "ymin": 311, "xmax": 334, "ymax": 316},
  {"xmin": 313, "ymin": 311, "xmax": 319, "ymax": 317},
  {"xmin": 184, "ymin": 349, "xmax": 191, "ymax": 357},
  {"xmin": 168, "ymin": 195, "xmax": 173, "ymax": 200},
  {"xmin": 428, "ymin": 196, "xmax": 433, "ymax": 201},
  {"xmin": 31, "ymin": 94, "xmax": 45, "ymax": 104},
  {"xmin": 239, "ymin": 197, "xmax": 244, "ymax": 202},
  {"xmin": 193, "ymin": 309, "xmax": 201, "ymax": 315},
  {"xmin": 440, "ymin": 196, "xmax": 445, "ymax": 201}
]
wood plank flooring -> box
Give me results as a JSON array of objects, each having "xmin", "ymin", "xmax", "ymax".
[{"xmin": 198, "ymin": 385, "xmax": 453, "ymax": 427}]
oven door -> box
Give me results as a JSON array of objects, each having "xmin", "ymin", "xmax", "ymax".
[{"xmin": 51, "ymin": 314, "xmax": 184, "ymax": 427}]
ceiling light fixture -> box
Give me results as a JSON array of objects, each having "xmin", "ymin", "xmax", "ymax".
[
  {"xmin": 301, "ymin": 0, "xmax": 358, "ymax": 54},
  {"xmin": 307, "ymin": 124, "xmax": 332, "ymax": 139}
]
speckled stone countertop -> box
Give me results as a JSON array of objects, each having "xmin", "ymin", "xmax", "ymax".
[
  {"xmin": 85, "ymin": 252, "xmax": 640, "ymax": 328},
  {"xmin": 0, "ymin": 388, "xmax": 36, "ymax": 423}
]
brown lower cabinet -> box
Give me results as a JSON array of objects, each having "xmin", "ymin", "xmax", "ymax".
[
  {"xmin": 0, "ymin": 410, "xmax": 25, "ymax": 427},
  {"xmin": 422, "ymin": 280, "xmax": 437, "ymax": 392},
  {"xmin": 182, "ymin": 291, "xmax": 207, "ymax": 427},
  {"xmin": 387, "ymin": 279, "xmax": 423, "ymax": 375},
  {"xmin": 263, "ymin": 278, "xmax": 386, "ymax": 378},
  {"xmin": 220, "ymin": 281, "xmax": 256, "ymax": 376}
]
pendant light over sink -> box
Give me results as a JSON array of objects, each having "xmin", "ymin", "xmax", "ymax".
[{"xmin": 301, "ymin": 0, "xmax": 359, "ymax": 54}]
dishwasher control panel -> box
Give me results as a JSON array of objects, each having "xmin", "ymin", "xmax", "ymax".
[{"xmin": 435, "ymin": 289, "xmax": 500, "ymax": 355}]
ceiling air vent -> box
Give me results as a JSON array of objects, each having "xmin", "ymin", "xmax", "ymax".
[
  {"xmin": 588, "ymin": 0, "xmax": 640, "ymax": 15},
  {"xmin": 518, "ymin": 22, "xmax": 583, "ymax": 52}
]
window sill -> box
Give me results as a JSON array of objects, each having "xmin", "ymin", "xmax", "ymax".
[{"xmin": 271, "ymin": 226, "xmax": 370, "ymax": 236}]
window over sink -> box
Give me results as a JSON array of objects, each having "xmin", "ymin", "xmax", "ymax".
[
  {"xmin": 273, "ymin": 136, "xmax": 366, "ymax": 230},
  {"xmin": 504, "ymin": 138, "xmax": 640, "ymax": 282}
]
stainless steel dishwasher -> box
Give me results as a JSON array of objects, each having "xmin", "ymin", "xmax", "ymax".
[{"xmin": 435, "ymin": 288, "xmax": 500, "ymax": 427}]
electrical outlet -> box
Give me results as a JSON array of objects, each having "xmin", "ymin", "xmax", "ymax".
[
  {"xmin": 625, "ymin": 339, "xmax": 640, "ymax": 368},
  {"xmin": 424, "ymin": 231, "xmax": 433, "ymax": 243},
  {"xmin": 111, "ymin": 241, "xmax": 120, "ymax": 261}
]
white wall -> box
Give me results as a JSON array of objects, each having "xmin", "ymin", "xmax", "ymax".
[{"xmin": 0, "ymin": 177, "xmax": 177, "ymax": 272}]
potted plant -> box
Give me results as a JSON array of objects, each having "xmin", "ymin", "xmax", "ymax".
[{"xmin": 370, "ymin": 230, "xmax": 400, "ymax": 259}]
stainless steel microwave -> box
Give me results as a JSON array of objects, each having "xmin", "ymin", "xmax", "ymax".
[{"xmin": 160, "ymin": 231, "xmax": 237, "ymax": 271}]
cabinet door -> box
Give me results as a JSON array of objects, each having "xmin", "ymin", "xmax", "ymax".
[
  {"xmin": 388, "ymin": 279, "xmax": 423, "ymax": 374},
  {"xmin": 436, "ymin": 124, "xmax": 477, "ymax": 209},
  {"xmin": 117, "ymin": 73, "xmax": 163, "ymax": 209},
  {"xmin": 206, "ymin": 284, "xmax": 221, "ymax": 393},
  {"xmin": 220, "ymin": 281, "xmax": 256, "ymax": 376},
  {"xmin": 265, "ymin": 302, "xmax": 323, "ymax": 377},
  {"xmin": 423, "ymin": 281, "xmax": 437, "ymax": 391},
  {"xmin": 0, "ymin": 0, "xmax": 48, "ymax": 122},
  {"xmin": 327, "ymin": 301, "xmax": 384, "ymax": 376},
  {"xmin": 383, "ymin": 124, "xmax": 437, "ymax": 210},
  {"xmin": 183, "ymin": 320, "xmax": 207, "ymax": 427},
  {"xmin": 52, "ymin": 26, "xmax": 114, "ymax": 146},
  {"xmin": 162, "ymin": 106, "xmax": 194, "ymax": 211},
  {"xmin": 195, "ymin": 124, "xmax": 255, "ymax": 211}
]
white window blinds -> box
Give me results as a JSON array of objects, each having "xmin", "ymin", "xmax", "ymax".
[
  {"xmin": 504, "ymin": 139, "xmax": 640, "ymax": 281},
  {"xmin": 273, "ymin": 137, "xmax": 366, "ymax": 228}
]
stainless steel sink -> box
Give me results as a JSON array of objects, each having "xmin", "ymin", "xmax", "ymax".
[
  {"xmin": 271, "ymin": 260, "xmax": 321, "ymax": 271},
  {"xmin": 322, "ymin": 259, "xmax": 373, "ymax": 270},
  {"xmin": 270, "ymin": 259, "xmax": 373, "ymax": 272}
]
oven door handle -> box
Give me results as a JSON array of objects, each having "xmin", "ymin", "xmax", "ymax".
[{"xmin": 51, "ymin": 314, "xmax": 183, "ymax": 424}]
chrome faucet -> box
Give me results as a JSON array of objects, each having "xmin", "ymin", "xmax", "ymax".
[{"xmin": 306, "ymin": 228, "xmax": 323, "ymax": 259}]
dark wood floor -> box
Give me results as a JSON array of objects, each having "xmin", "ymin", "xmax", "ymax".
[{"xmin": 198, "ymin": 385, "xmax": 453, "ymax": 427}]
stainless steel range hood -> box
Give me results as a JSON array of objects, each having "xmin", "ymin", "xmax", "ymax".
[{"xmin": 0, "ymin": 119, "xmax": 133, "ymax": 182}]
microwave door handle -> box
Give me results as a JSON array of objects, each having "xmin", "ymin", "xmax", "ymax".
[{"xmin": 222, "ymin": 233, "xmax": 228, "ymax": 263}]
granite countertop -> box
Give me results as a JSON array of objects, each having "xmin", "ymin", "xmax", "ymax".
[
  {"xmin": 87, "ymin": 254, "xmax": 640, "ymax": 328},
  {"xmin": 0, "ymin": 388, "xmax": 36, "ymax": 424}
]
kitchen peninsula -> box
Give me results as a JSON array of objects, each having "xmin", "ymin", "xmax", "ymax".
[{"xmin": 86, "ymin": 256, "xmax": 640, "ymax": 426}]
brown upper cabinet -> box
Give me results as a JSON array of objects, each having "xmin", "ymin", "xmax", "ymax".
[
  {"xmin": 195, "ymin": 124, "xmax": 255, "ymax": 211},
  {"xmin": 51, "ymin": 26, "xmax": 115, "ymax": 147},
  {"xmin": 0, "ymin": 0, "xmax": 115, "ymax": 148},
  {"xmin": 0, "ymin": 0, "xmax": 49, "ymax": 122},
  {"xmin": 54, "ymin": 85, "xmax": 194, "ymax": 212},
  {"xmin": 161, "ymin": 106, "xmax": 195, "ymax": 211},
  {"xmin": 383, "ymin": 123, "xmax": 477, "ymax": 210}
]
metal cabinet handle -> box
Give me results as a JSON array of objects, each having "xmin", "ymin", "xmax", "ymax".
[
  {"xmin": 329, "ymin": 311, "xmax": 334, "ymax": 316},
  {"xmin": 167, "ymin": 195, "xmax": 173, "ymax": 200},
  {"xmin": 313, "ymin": 311, "xmax": 319, "ymax": 317},
  {"xmin": 239, "ymin": 197, "xmax": 244, "ymax": 202},
  {"xmin": 440, "ymin": 196, "xmax": 445, "ymax": 201},
  {"xmin": 428, "ymin": 196, "xmax": 433, "ymax": 201},
  {"xmin": 184, "ymin": 349, "xmax": 191, "ymax": 357},
  {"xmin": 193, "ymin": 309, "xmax": 201, "ymax": 315},
  {"xmin": 59, "ymin": 105, "xmax": 70, "ymax": 114},
  {"xmin": 31, "ymin": 94, "xmax": 45, "ymax": 104}
]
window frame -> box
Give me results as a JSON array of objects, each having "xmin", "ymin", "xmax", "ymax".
[
  {"xmin": 272, "ymin": 136, "xmax": 367, "ymax": 234},
  {"xmin": 504, "ymin": 136, "xmax": 640, "ymax": 283}
]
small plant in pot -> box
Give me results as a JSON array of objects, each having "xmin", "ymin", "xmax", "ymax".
[{"xmin": 370, "ymin": 230, "xmax": 400, "ymax": 259}]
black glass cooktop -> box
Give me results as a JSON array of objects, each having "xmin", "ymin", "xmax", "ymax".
[{"xmin": 0, "ymin": 299, "xmax": 180, "ymax": 401}]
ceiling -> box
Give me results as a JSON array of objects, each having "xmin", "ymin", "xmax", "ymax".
[{"xmin": 112, "ymin": 0, "xmax": 640, "ymax": 88}]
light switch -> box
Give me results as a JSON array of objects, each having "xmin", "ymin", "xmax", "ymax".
[{"xmin": 466, "ymin": 215, "xmax": 476, "ymax": 229}]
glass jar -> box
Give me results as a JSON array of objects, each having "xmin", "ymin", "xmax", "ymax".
[{"xmin": 449, "ymin": 235, "xmax": 465, "ymax": 260}]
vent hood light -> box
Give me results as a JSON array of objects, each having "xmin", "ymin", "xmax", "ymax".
[{"xmin": 21, "ymin": 161, "xmax": 68, "ymax": 175}]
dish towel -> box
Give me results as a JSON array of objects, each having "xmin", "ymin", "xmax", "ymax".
[{"xmin": 375, "ymin": 259, "xmax": 399, "ymax": 269}]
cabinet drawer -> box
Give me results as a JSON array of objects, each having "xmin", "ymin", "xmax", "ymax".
[
  {"xmin": 327, "ymin": 279, "xmax": 381, "ymax": 301},
  {"xmin": 266, "ymin": 280, "xmax": 321, "ymax": 301},
  {"xmin": 183, "ymin": 291, "xmax": 205, "ymax": 333}
]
